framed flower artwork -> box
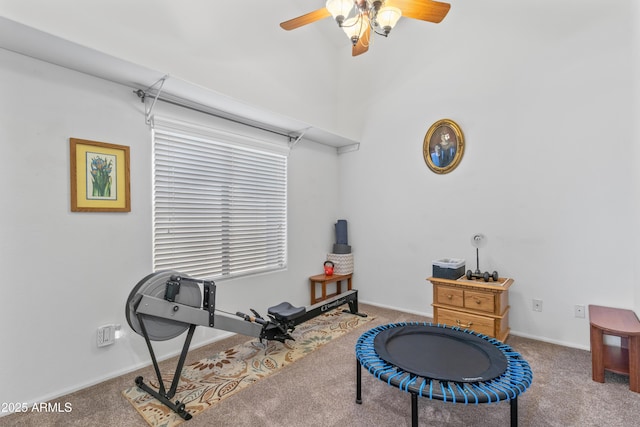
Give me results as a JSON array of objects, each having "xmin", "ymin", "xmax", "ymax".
[{"xmin": 70, "ymin": 138, "xmax": 130, "ymax": 212}]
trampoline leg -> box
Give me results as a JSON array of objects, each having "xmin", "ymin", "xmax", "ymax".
[
  {"xmin": 411, "ymin": 392, "xmax": 418, "ymax": 427},
  {"xmin": 356, "ymin": 359, "xmax": 362, "ymax": 404},
  {"xmin": 510, "ymin": 397, "xmax": 518, "ymax": 427}
]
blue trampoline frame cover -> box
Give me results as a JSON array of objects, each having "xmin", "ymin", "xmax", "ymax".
[{"xmin": 355, "ymin": 322, "xmax": 533, "ymax": 427}]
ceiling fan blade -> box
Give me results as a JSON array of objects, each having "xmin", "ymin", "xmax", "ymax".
[
  {"xmin": 387, "ymin": 0, "xmax": 451, "ymax": 23},
  {"xmin": 352, "ymin": 25, "xmax": 370, "ymax": 57},
  {"xmin": 280, "ymin": 8, "xmax": 332, "ymax": 31}
]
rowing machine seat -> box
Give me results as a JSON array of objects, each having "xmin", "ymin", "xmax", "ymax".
[{"xmin": 268, "ymin": 302, "xmax": 305, "ymax": 322}]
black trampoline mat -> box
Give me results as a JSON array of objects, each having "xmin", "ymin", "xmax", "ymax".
[{"xmin": 373, "ymin": 325, "xmax": 508, "ymax": 383}]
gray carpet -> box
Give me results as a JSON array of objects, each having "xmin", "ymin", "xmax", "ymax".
[{"xmin": 3, "ymin": 303, "xmax": 640, "ymax": 426}]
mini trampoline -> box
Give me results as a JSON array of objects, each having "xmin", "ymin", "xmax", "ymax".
[{"xmin": 355, "ymin": 322, "xmax": 532, "ymax": 427}]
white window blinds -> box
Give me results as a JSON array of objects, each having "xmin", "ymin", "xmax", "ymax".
[{"xmin": 152, "ymin": 117, "xmax": 288, "ymax": 279}]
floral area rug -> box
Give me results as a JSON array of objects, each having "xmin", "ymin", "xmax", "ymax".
[{"xmin": 122, "ymin": 309, "xmax": 374, "ymax": 427}]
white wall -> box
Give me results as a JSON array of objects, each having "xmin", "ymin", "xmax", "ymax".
[
  {"xmin": 0, "ymin": 48, "xmax": 341, "ymax": 407},
  {"xmin": 338, "ymin": 0, "xmax": 638, "ymax": 348},
  {"xmin": 0, "ymin": 0, "xmax": 355, "ymax": 139},
  {"xmin": 632, "ymin": 2, "xmax": 640, "ymax": 316},
  {"xmin": 1, "ymin": 0, "xmax": 639, "ymax": 408}
]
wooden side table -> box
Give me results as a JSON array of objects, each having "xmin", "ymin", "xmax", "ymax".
[
  {"xmin": 309, "ymin": 273, "xmax": 352, "ymax": 305},
  {"xmin": 428, "ymin": 276, "xmax": 513, "ymax": 342},
  {"xmin": 589, "ymin": 305, "xmax": 640, "ymax": 392}
]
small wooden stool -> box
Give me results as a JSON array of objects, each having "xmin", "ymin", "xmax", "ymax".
[
  {"xmin": 308, "ymin": 273, "xmax": 352, "ymax": 305},
  {"xmin": 589, "ymin": 304, "xmax": 640, "ymax": 392}
]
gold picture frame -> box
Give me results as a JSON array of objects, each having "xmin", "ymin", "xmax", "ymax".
[
  {"xmin": 70, "ymin": 138, "xmax": 130, "ymax": 212},
  {"xmin": 423, "ymin": 119, "xmax": 465, "ymax": 174}
]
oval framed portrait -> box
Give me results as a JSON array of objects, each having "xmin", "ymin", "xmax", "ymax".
[{"xmin": 423, "ymin": 119, "xmax": 465, "ymax": 174}]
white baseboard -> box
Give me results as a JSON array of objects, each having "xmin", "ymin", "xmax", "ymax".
[
  {"xmin": 0, "ymin": 331, "xmax": 236, "ymax": 418},
  {"xmin": 509, "ymin": 330, "xmax": 590, "ymax": 351},
  {"xmin": 360, "ymin": 299, "xmax": 590, "ymax": 351},
  {"xmin": 360, "ymin": 299, "xmax": 433, "ymax": 319}
]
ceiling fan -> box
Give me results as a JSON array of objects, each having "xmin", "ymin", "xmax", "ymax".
[{"xmin": 280, "ymin": 0, "xmax": 451, "ymax": 56}]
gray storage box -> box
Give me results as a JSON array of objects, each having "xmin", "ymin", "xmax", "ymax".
[{"xmin": 432, "ymin": 258, "xmax": 465, "ymax": 280}]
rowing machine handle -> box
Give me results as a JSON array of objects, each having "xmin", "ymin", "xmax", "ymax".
[{"xmin": 236, "ymin": 311, "xmax": 268, "ymax": 325}]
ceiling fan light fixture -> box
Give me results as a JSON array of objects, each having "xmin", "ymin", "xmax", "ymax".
[
  {"xmin": 342, "ymin": 15, "xmax": 365, "ymax": 46},
  {"xmin": 326, "ymin": 0, "xmax": 355, "ymax": 26},
  {"xmin": 279, "ymin": 0, "xmax": 452, "ymax": 57},
  {"xmin": 376, "ymin": 6, "xmax": 402, "ymax": 35}
]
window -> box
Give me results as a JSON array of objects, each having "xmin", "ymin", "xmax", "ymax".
[{"xmin": 152, "ymin": 116, "xmax": 287, "ymax": 279}]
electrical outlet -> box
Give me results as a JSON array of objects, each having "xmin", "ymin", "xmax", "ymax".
[
  {"xmin": 575, "ymin": 305, "xmax": 586, "ymax": 318},
  {"xmin": 97, "ymin": 325, "xmax": 115, "ymax": 347},
  {"xmin": 532, "ymin": 299, "xmax": 543, "ymax": 312}
]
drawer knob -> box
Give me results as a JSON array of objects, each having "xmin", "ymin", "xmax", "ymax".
[
  {"xmin": 475, "ymin": 299, "xmax": 482, "ymax": 304},
  {"xmin": 447, "ymin": 294, "xmax": 453, "ymax": 299},
  {"xmin": 456, "ymin": 319, "xmax": 473, "ymax": 328}
]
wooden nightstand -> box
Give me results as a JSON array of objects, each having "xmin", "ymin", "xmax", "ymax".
[{"xmin": 428, "ymin": 276, "xmax": 514, "ymax": 342}]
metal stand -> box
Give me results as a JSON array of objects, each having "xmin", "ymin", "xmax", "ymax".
[
  {"xmin": 511, "ymin": 397, "xmax": 518, "ymax": 427},
  {"xmin": 411, "ymin": 392, "xmax": 418, "ymax": 427},
  {"xmin": 356, "ymin": 359, "xmax": 362, "ymax": 404},
  {"xmin": 343, "ymin": 294, "xmax": 368, "ymax": 318},
  {"xmin": 134, "ymin": 313, "xmax": 196, "ymax": 420}
]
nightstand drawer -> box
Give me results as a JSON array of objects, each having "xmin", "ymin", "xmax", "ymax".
[
  {"xmin": 436, "ymin": 307, "xmax": 494, "ymax": 337},
  {"xmin": 436, "ymin": 286, "xmax": 464, "ymax": 308},
  {"xmin": 464, "ymin": 290, "xmax": 495, "ymax": 313}
]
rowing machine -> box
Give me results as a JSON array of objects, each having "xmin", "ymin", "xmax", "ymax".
[{"xmin": 125, "ymin": 270, "xmax": 366, "ymax": 420}]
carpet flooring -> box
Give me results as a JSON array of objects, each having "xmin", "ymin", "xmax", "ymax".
[
  {"xmin": 3, "ymin": 303, "xmax": 640, "ymax": 426},
  {"xmin": 122, "ymin": 309, "xmax": 374, "ymax": 426}
]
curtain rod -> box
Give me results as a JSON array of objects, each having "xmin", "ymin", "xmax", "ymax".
[{"xmin": 134, "ymin": 85, "xmax": 299, "ymax": 142}]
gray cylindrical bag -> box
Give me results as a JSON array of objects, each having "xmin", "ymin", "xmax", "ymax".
[{"xmin": 335, "ymin": 219, "xmax": 348, "ymax": 245}]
